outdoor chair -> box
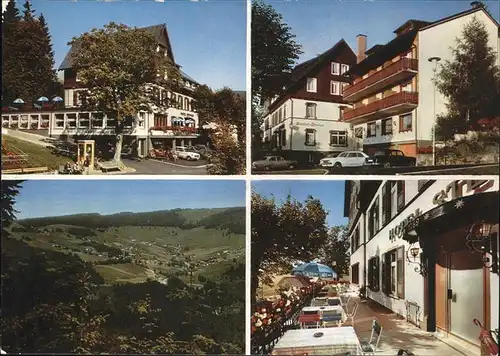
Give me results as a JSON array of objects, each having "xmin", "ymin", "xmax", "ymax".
[
  {"xmin": 298, "ymin": 313, "xmax": 320, "ymax": 329},
  {"xmin": 344, "ymin": 301, "xmax": 359, "ymax": 326},
  {"xmin": 327, "ymin": 298, "xmax": 342, "ymax": 306},
  {"xmin": 321, "ymin": 310, "xmax": 343, "ymax": 327},
  {"xmin": 341, "ymin": 294, "xmax": 351, "ymax": 308},
  {"xmin": 360, "ymin": 319, "xmax": 383, "ymax": 355}
]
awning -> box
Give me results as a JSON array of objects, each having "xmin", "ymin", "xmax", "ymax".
[{"xmin": 403, "ymin": 191, "xmax": 499, "ymax": 244}]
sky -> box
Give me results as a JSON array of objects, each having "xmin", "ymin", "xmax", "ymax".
[
  {"xmin": 6, "ymin": 0, "xmax": 246, "ymax": 90},
  {"xmin": 13, "ymin": 179, "xmax": 246, "ymax": 219},
  {"xmin": 269, "ymin": 0, "xmax": 500, "ymax": 64},
  {"xmin": 252, "ymin": 180, "xmax": 348, "ymax": 227}
]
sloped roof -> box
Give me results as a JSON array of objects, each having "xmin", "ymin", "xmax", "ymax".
[
  {"xmin": 179, "ymin": 69, "xmax": 199, "ymax": 85},
  {"xmin": 58, "ymin": 23, "xmax": 176, "ymax": 71}
]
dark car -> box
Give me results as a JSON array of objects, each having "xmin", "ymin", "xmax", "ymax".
[
  {"xmin": 252, "ymin": 156, "xmax": 298, "ymax": 171},
  {"xmin": 364, "ymin": 149, "xmax": 416, "ymax": 168}
]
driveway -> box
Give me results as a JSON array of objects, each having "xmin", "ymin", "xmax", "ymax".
[{"xmin": 122, "ymin": 158, "xmax": 207, "ymax": 175}]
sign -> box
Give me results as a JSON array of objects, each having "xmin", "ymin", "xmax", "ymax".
[
  {"xmin": 294, "ymin": 121, "xmax": 325, "ymax": 128},
  {"xmin": 432, "ymin": 180, "xmax": 495, "ymax": 206},
  {"xmin": 389, "ymin": 208, "xmax": 422, "ymax": 242},
  {"xmin": 180, "ymin": 112, "xmax": 194, "ymax": 118}
]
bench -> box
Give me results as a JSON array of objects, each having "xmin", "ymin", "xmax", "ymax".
[{"xmin": 98, "ymin": 160, "xmax": 122, "ymax": 172}]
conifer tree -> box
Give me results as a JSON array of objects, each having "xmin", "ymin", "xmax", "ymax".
[{"xmin": 1, "ymin": 0, "xmax": 22, "ymax": 104}]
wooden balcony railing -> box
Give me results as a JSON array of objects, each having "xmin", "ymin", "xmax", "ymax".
[
  {"xmin": 342, "ymin": 92, "xmax": 418, "ymax": 121},
  {"xmin": 344, "ymin": 58, "xmax": 418, "ymax": 99}
]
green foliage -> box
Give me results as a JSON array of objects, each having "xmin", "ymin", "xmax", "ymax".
[
  {"xmin": 251, "ymin": 192, "xmax": 329, "ymax": 299},
  {"xmin": 70, "ymin": 22, "xmax": 180, "ymax": 161},
  {"xmin": 18, "ymin": 207, "xmax": 245, "ymax": 234},
  {"xmin": 193, "ymin": 86, "xmax": 246, "ymax": 175},
  {"xmin": 435, "ymin": 16, "xmax": 500, "ymax": 139},
  {"xmin": 1, "ymin": 180, "xmax": 23, "ymax": 238},
  {"xmin": 1, "ymin": 0, "xmax": 60, "ymax": 105},
  {"xmin": 318, "ymin": 225, "xmax": 350, "ymax": 277},
  {"xmin": 251, "ymin": 0, "xmax": 302, "ymax": 101}
]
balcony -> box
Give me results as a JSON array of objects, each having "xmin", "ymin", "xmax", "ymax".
[
  {"xmin": 342, "ymin": 92, "xmax": 418, "ymax": 124},
  {"xmin": 149, "ymin": 125, "xmax": 199, "ymax": 137},
  {"xmin": 344, "ymin": 58, "xmax": 418, "ymax": 101}
]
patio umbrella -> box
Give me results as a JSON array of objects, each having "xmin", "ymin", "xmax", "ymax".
[
  {"xmin": 37, "ymin": 96, "xmax": 49, "ymax": 102},
  {"xmin": 13, "ymin": 98, "xmax": 25, "ymax": 104},
  {"xmin": 52, "ymin": 96, "xmax": 63, "ymax": 102},
  {"xmin": 292, "ymin": 262, "xmax": 337, "ymax": 279}
]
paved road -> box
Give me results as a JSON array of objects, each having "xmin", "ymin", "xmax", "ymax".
[{"xmin": 122, "ymin": 158, "xmax": 207, "ymax": 175}]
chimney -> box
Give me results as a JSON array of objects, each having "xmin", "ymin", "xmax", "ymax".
[
  {"xmin": 356, "ymin": 34, "xmax": 367, "ymax": 63},
  {"xmin": 470, "ymin": 1, "xmax": 484, "ymax": 8}
]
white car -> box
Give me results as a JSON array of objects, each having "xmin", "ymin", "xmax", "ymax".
[
  {"xmin": 319, "ymin": 151, "xmax": 368, "ymax": 168},
  {"xmin": 174, "ymin": 146, "xmax": 201, "ymax": 161}
]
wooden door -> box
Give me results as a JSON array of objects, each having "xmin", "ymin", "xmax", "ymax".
[{"xmin": 435, "ymin": 251, "xmax": 448, "ymax": 331}]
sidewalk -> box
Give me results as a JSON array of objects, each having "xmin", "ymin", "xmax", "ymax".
[{"xmin": 348, "ymin": 297, "xmax": 468, "ymax": 356}]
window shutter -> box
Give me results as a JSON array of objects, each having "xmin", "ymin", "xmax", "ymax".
[
  {"xmin": 397, "ymin": 246, "xmax": 405, "ymax": 299},
  {"xmin": 381, "ymin": 253, "xmax": 388, "ymax": 294},
  {"xmin": 375, "ymin": 256, "xmax": 380, "ymax": 291}
]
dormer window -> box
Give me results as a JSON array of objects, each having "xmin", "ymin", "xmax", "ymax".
[
  {"xmin": 341, "ymin": 64, "xmax": 349, "ymax": 74},
  {"xmin": 306, "ymin": 77, "xmax": 317, "ymax": 93},
  {"xmin": 331, "ymin": 62, "xmax": 340, "ymax": 75}
]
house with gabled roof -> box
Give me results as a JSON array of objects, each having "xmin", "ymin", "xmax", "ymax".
[
  {"xmin": 342, "ymin": 2, "xmax": 499, "ymax": 164},
  {"xmin": 259, "ymin": 39, "xmax": 357, "ymax": 164},
  {"xmin": 1, "ymin": 23, "xmax": 203, "ymax": 158}
]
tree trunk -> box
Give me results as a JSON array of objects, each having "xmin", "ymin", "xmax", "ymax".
[{"xmin": 113, "ymin": 123, "xmax": 123, "ymax": 163}]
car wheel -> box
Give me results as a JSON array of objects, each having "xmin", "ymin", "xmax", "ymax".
[
  {"xmin": 334, "ymin": 162, "xmax": 342, "ymax": 168},
  {"xmin": 384, "ymin": 162, "xmax": 391, "ymax": 168},
  {"xmin": 264, "ymin": 165, "xmax": 272, "ymax": 171},
  {"xmin": 289, "ymin": 164, "xmax": 295, "ymax": 170}
]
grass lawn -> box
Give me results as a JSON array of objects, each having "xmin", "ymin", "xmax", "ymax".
[
  {"xmin": 2, "ymin": 135, "xmax": 73, "ymax": 171},
  {"xmin": 94, "ymin": 263, "xmax": 151, "ymax": 283}
]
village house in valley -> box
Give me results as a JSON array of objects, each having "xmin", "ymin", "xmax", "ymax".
[
  {"xmin": 1, "ymin": 24, "xmax": 203, "ymax": 158},
  {"xmin": 345, "ymin": 179, "xmax": 499, "ymax": 355},
  {"xmin": 341, "ymin": 4, "xmax": 499, "ymax": 164},
  {"xmin": 260, "ymin": 39, "xmax": 357, "ymax": 164}
]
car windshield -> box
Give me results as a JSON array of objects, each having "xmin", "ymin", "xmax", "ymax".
[{"xmin": 327, "ymin": 153, "xmax": 339, "ymax": 158}]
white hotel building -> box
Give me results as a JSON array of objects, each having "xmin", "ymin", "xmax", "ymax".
[{"xmin": 345, "ymin": 179, "xmax": 499, "ymax": 355}]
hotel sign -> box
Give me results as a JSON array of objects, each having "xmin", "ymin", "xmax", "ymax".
[
  {"xmin": 389, "ymin": 208, "xmax": 422, "ymax": 242},
  {"xmin": 294, "ymin": 121, "xmax": 325, "ymax": 128},
  {"xmin": 432, "ymin": 180, "xmax": 495, "ymax": 206}
]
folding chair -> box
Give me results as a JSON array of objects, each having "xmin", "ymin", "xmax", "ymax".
[
  {"xmin": 321, "ymin": 310, "xmax": 344, "ymax": 327},
  {"xmin": 345, "ymin": 301, "xmax": 359, "ymax": 326},
  {"xmin": 298, "ymin": 313, "xmax": 320, "ymax": 329},
  {"xmin": 360, "ymin": 319, "xmax": 383, "ymax": 355}
]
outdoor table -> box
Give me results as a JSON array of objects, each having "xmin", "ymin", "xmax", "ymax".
[
  {"xmin": 310, "ymin": 298, "xmax": 328, "ymax": 307},
  {"xmin": 326, "ymin": 296, "xmax": 343, "ymax": 306},
  {"xmin": 270, "ymin": 327, "xmax": 362, "ymax": 355}
]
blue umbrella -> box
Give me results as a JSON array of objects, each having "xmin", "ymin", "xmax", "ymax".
[
  {"xmin": 37, "ymin": 96, "xmax": 49, "ymax": 102},
  {"xmin": 52, "ymin": 96, "xmax": 63, "ymax": 102},
  {"xmin": 292, "ymin": 262, "xmax": 337, "ymax": 279},
  {"xmin": 13, "ymin": 98, "xmax": 25, "ymax": 104}
]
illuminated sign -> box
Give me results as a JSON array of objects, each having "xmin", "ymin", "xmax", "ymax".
[
  {"xmin": 389, "ymin": 209, "xmax": 422, "ymax": 242},
  {"xmin": 295, "ymin": 121, "xmax": 325, "ymax": 128},
  {"xmin": 432, "ymin": 180, "xmax": 495, "ymax": 205}
]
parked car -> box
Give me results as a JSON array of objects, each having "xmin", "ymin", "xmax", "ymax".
[
  {"xmin": 321, "ymin": 151, "xmax": 368, "ymax": 168},
  {"xmin": 252, "ymin": 156, "xmax": 298, "ymax": 171},
  {"xmin": 174, "ymin": 146, "xmax": 201, "ymax": 161},
  {"xmin": 364, "ymin": 149, "xmax": 417, "ymax": 168}
]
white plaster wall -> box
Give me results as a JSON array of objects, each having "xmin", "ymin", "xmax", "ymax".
[
  {"xmin": 287, "ymin": 118, "xmax": 352, "ymax": 152},
  {"xmin": 363, "ymin": 179, "xmax": 499, "ymax": 320},
  {"xmin": 353, "ymin": 109, "xmax": 417, "ymax": 146},
  {"xmin": 417, "ymin": 10, "xmax": 499, "ymax": 142},
  {"xmin": 291, "ymin": 99, "xmax": 343, "ymax": 120}
]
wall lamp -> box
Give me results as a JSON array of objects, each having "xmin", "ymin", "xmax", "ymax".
[
  {"xmin": 406, "ymin": 244, "xmax": 427, "ymax": 276},
  {"xmin": 465, "ymin": 221, "xmax": 498, "ymax": 274}
]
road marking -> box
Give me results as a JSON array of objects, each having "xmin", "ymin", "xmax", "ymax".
[
  {"xmin": 147, "ymin": 159, "xmax": 207, "ymax": 169},
  {"xmin": 400, "ymin": 164, "xmax": 499, "ymax": 175}
]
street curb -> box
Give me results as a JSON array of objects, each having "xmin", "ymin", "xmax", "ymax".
[{"xmin": 148, "ymin": 158, "xmax": 207, "ymax": 169}]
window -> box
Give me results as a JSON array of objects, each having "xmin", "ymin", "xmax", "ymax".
[
  {"xmin": 138, "ymin": 112, "xmax": 145, "ymax": 127},
  {"xmin": 78, "ymin": 113, "xmax": 90, "ymax": 128},
  {"xmin": 305, "ymin": 129, "xmax": 316, "ymax": 146},
  {"xmin": 352, "ymin": 226, "xmax": 360, "ymax": 252},
  {"xmin": 397, "ymin": 180, "xmax": 405, "ymax": 212},
  {"xmin": 399, "ymin": 113, "xmax": 412, "ymax": 132},
  {"xmin": 306, "ymin": 77, "xmax": 317, "ymax": 92},
  {"xmin": 341, "ymin": 64, "xmax": 350, "ymax": 74},
  {"xmin": 381, "ymin": 182, "xmax": 391, "ymax": 226},
  {"xmin": 306, "ymin": 103, "xmax": 317, "ymax": 119},
  {"xmin": 381, "ymin": 118, "xmax": 393, "ymax": 135},
  {"xmin": 329, "ymin": 130, "xmax": 347, "ymax": 147},
  {"xmin": 55, "ymin": 113, "xmax": 64, "ymax": 128},
  {"xmin": 401, "ymin": 82, "xmax": 412, "ymax": 93},
  {"xmin": 367, "ymin": 122, "xmax": 376, "ymax": 137},
  {"xmin": 368, "ymin": 197, "xmax": 379, "ymax": 239},
  {"xmin": 368, "ymin": 256, "xmax": 380, "ymax": 291},
  {"xmin": 331, "ymin": 62, "xmax": 340, "ymax": 75},
  {"xmin": 281, "ymin": 129, "xmax": 287, "ymax": 146},
  {"xmin": 66, "ymin": 113, "xmax": 76, "ymax": 128},
  {"xmin": 382, "ymin": 247, "xmax": 405, "ymax": 298},
  {"xmin": 351, "ymin": 263, "xmax": 360, "ymax": 284},
  {"xmin": 330, "ymin": 81, "xmax": 341, "ymax": 95}
]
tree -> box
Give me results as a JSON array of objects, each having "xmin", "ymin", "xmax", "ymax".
[
  {"xmin": 251, "ymin": 0, "xmax": 302, "ymax": 101},
  {"xmin": 318, "ymin": 225, "xmax": 350, "ymax": 278},
  {"xmin": 435, "ymin": 16, "xmax": 500, "ymax": 139},
  {"xmin": 70, "ymin": 22, "xmax": 180, "ymax": 163},
  {"xmin": 2, "ymin": 0, "xmax": 22, "ymax": 105},
  {"xmin": 1, "ymin": 180, "xmax": 23, "ymax": 238},
  {"xmin": 251, "ymin": 192, "xmax": 329, "ymax": 301},
  {"xmin": 193, "ymin": 86, "xmax": 246, "ymax": 174},
  {"xmin": 251, "ymin": 100, "xmax": 264, "ymax": 160}
]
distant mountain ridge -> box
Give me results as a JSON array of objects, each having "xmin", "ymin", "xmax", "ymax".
[{"xmin": 17, "ymin": 207, "xmax": 245, "ymax": 234}]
